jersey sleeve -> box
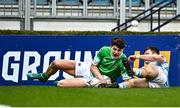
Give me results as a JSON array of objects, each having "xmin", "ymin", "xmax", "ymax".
[
  {"xmin": 161, "ymin": 56, "xmax": 169, "ymax": 73},
  {"xmin": 120, "ymin": 55, "xmax": 131, "ymax": 80},
  {"xmin": 92, "ymin": 47, "xmax": 104, "ymax": 66}
]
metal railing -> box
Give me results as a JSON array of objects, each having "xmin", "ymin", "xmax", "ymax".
[
  {"xmin": 151, "ymin": 13, "xmax": 180, "ymax": 32},
  {"xmin": 111, "ymin": 0, "xmax": 176, "ymax": 31}
]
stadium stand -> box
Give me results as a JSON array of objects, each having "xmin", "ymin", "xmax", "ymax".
[
  {"xmin": 155, "ymin": 0, "xmax": 172, "ymax": 3},
  {"xmin": 112, "ymin": 0, "xmax": 178, "ymax": 31},
  {"xmin": 139, "ymin": 0, "xmax": 155, "ymax": 6},
  {"xmin": 31, "ymin": 0, "xmax": 50, "ymax": 5},
  {"xmin": 0, "ymin": 0, "xmax": 179, "ymax": 31},
  {"xmin": 57, "ymin": 0, "xmax": 82, "ymax": 5},
  {"xmin": 0, "ymin": 0, "xmax": 18, "ymax": 5},
  {"xmin": 89, "ymin": 0, "xmax": 113, "ymax": 6},
  {"xmin": 132, "ymin": 0, "xmax": 176, "ymax": 7},
  {"xmin": 155, "ymin": 0, "xmax": 176, "ymax": 6},
  {"xmin": 126, "ymin": 0, "xmax": 141, "ymax": 6}
]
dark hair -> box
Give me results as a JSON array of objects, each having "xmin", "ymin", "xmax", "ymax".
[
  {"xmin": 144, "ymin": 46, "xmax": 160, "ymax": 54},
  {"xmin": 111, "ymin": 38, "xmax": 126, "ymax": 49}
]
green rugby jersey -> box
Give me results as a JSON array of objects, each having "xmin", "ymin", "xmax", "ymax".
[{"xmin": 92, "ymin": 46, "xmax": 130, "ymax": 82}]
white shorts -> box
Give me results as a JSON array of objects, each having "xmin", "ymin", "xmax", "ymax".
[
  {"xmin": 149, "ymin": 67, "xmax": 169, "ymax": 88},
  {"xmin": 75, "ymin": 62, "xmax": 111, "ymax": 87}
]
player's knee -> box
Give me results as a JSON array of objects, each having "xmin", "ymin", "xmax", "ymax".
[
  {"xmin": 146, "ymin": 70, "xmax": 153, "ymax": 77},
  {"xmin": 51, "ymin": 60, "xmax": 60, "ymax": 68},
  {"xmin": 146, "ymin": 67, "xmax": 158, "ymax": 80},
  {"xmin": 142, "ymin": 66, "xmax": 158, "ymax": 79}
]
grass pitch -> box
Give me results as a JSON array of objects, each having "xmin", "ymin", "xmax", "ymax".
[{"xmin": 0, "ymin": 86, "xmax": 180, "ymax": 107}]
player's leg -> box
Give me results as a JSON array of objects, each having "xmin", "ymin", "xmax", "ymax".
[
  {"xmin": 54, "ymin": 62, "xmax": 95, "ymax": 87},
  {"xmin": 98, "ymin": 78, "xmax": 149, "ymax": 88},
  {"xmin": 27, "ymin": 59, "xmax": 76, "ymax": 82},
  {"xmin": 133, "ymin": 64, "xmax": 159, "ymax": 80},
  {"xmin": 120, "ymin": 78, "xmax": 149, "ymax": 88},
  {"xmin": 54, "ymin": 78, "xmax": 88, "ymax": 88},
  {"xmin": 149, "ymin": 67, "xmax": 169, "ymax": 88},
  {"xmin": 45, "ymin": 59, "xmax": 76, "ymax": 76}
]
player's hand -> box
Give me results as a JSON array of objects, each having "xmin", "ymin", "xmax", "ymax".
[
  {"xmin": 128, "ymin": 55, "xmax": 136, "ymax": 61},
  {"xmin": 99, "ymin": 78, "xmax": 107, "ymax": 84}
]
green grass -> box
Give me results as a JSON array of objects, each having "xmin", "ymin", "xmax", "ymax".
[{"xmin": 0, "ymin": 86, "xmax": 180, "ymax": 107}]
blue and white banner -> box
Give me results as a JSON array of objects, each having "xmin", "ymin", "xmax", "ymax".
[{"xmin": 0, "ymin": 35, "xmax": 180, "ymax": 86}]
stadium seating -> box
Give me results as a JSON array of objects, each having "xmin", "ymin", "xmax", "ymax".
[
  {"xmin": 154, "ymin": 0, "xmax": 172, "ymax": 4},
  {"xmin": 130, "ymin": 0, "xmax": 141, "ymax": 6},
  {"xmin": 137, "ymin": 0, "xmax": 155, "ymax": 6},
  {"xmin": 31, "ymin": 0, "xmax": 49, "ymax": 5},
  {"xmin": 125, "ymin": 0, "xmax": 142, "ymax": 7},
  {"xmin": 154, "ymin": 0, "xmax": 175, "ymax": 6},
  {"xmin": 0, "ymin": 0, "xmax": 18, "ymax": 5},
  {"xmin": 57, "ymin": 0, "xmax": 82, "ymax": 5},
  {"xmin": 89, "ymin": 0, "xmax": 113, "ymax": 6},
  {"xmin": 126, "ymin": 0, "xmax": 174, "ymax": 7}
]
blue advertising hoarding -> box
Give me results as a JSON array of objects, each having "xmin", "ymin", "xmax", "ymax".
[{"xmin": 0, "ymin": 35, "xmax": 180, "ymax": 86}]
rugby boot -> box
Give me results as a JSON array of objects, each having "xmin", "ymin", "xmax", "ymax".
[
  {"xmin": 26, "ymin": 72, "xmax": 49, "ymax": 82},
  {"xmin": 98, "ymin": 82, "xmax": 119, "ymax": 88}
]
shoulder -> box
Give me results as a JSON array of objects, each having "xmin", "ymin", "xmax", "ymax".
[
  {"xmin": 99, "ymin": 46, "xmax": 111, "ymax": 52},
  {"xmin": 100, "ymin": 46, "xmax": 110, "ymax": 50}
]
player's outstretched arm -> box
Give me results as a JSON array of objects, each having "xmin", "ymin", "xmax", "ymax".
[
  {"xmin": 90, "ymin": 64, "xmax": 107, "ymax": 84},
  {"xmin": 128, "ymin": 54, "xmax": 164, "ymax": 63}
]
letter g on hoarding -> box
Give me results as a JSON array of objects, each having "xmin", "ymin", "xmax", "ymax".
[{"xmin": 2, "ymin": 51, "xmax": 20, "ymax": 83}]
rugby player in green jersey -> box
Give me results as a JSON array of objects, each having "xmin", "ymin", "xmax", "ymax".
[{"xmin": 26, "ymin": 38, "xmax": 131, "ymax": 87}]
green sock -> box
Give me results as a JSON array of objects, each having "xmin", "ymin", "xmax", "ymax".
[{"xmin": 39, "ymin": 73, "xmax": 49, "ymax": 80}]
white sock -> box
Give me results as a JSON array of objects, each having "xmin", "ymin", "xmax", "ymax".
[
  {"xmin": 118, "ymin": 82, "xmax": 128, "ymax": 88},
  {"xmin": 134, "ymin": 68, "xmax": 142, "ymax": 77}
]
